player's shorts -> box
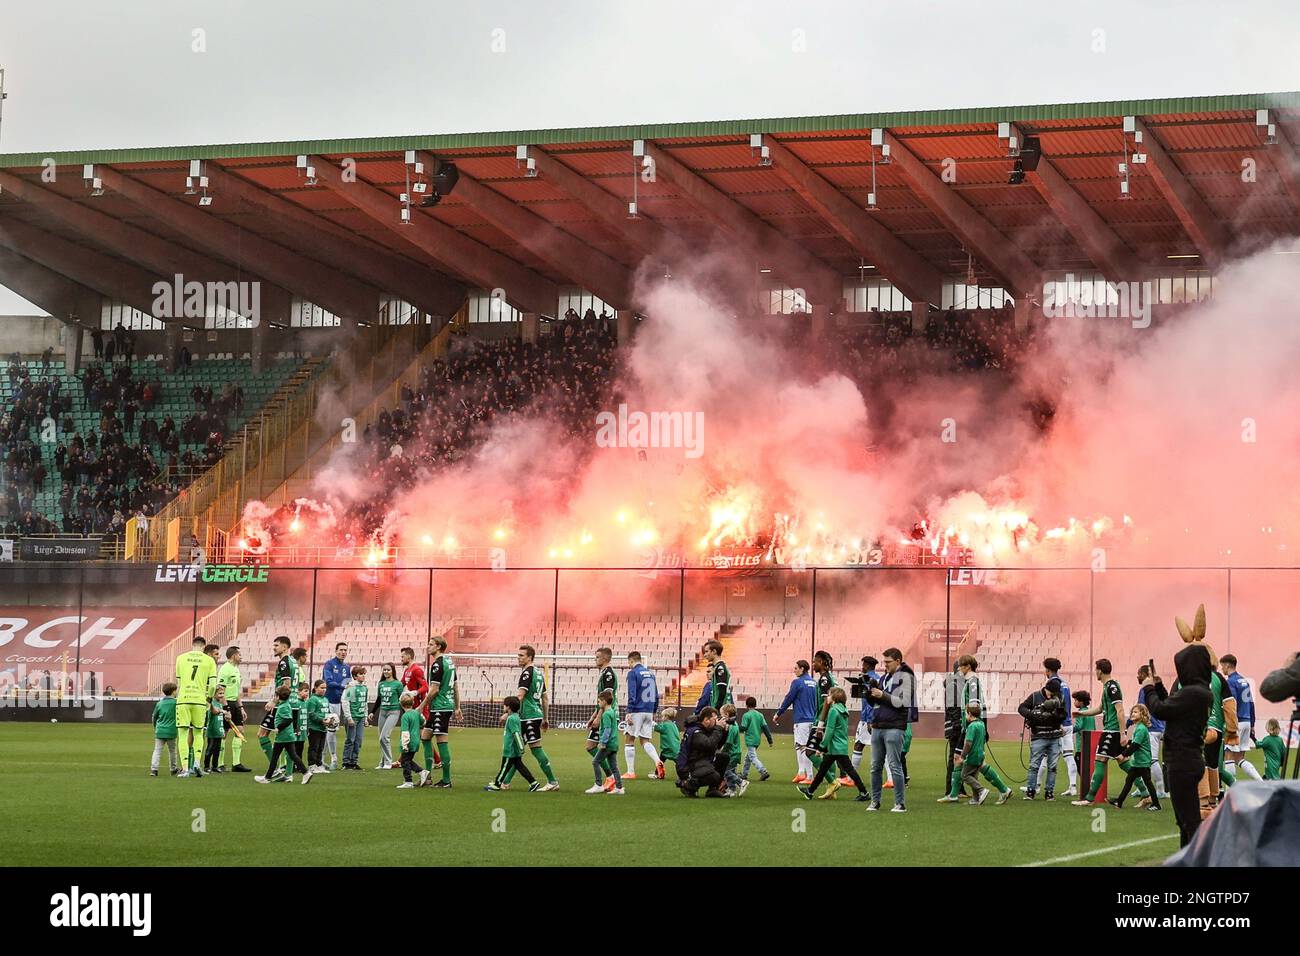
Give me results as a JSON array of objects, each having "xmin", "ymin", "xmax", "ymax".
[
  {"xmin": 424, "ymin": 710, "xmax": 452, "ymax": 736},
  {"xmin": 1060, "ymin": 725, "xmax": 1075, "ymax": 754},
  {"xmin": 259, "ymin": 706, "xmax": 277, "ymax": 732},
  {"xmin": 1227, "ymin": 721, "xmax": 1253, "ymax": 752},
  {"xmin": 521, "ymin": 718, "xmax": 544, "ymax": 744},
  {"xmin": 854, "ymin": 720, "xmax": 873, "ymax": 746},
  {"xmin": 175, "ymin": 702, "xmax": 207, "ymax": 732},
  {"xmin": 793, "ymin": 721, "xmax": 812, "ymax": 750},
  {"xmin": 624, "ymin": 712, "xmax": 654, "ymax": 739},
  {"xmin": 226, "ymin": 700, "xmax": 246, "ymax": 727},
  {"xmin": 1096, "ymin": 731, "xmax": 1122, "ymax": 759}
]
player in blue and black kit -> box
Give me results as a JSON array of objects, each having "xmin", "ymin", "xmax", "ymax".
[
  {"xmin": 773, "ymin": 660, "xmax": 819, "ymax": 784},
  {"xmin": 1221, "ymin": 654, "xmax": 1263, "ymax": 781},
  {"xmin": 623, "ymin": 651, "xmax": 662, "ymax": 779}
]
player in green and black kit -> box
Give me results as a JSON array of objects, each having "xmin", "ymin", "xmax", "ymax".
[
  {"xmin": 805, "ymin": 651, "xmax": 838, "ymax": 777},
  {"xmin": 703, "ymin": 640, "xmax": 732, "ymax": 710},
  {"xmin": 516, "ymin": 644, "xmax": 559, "ymax": 790},
  {"xmin": 256, "ymin": 637, "xmax": 293, "ymax": 768},
  {"xmin": 1203, "ymin": 665, "xmax": 1235, "ymax": 807},
  {"xmin": 1074, "ymin": 659, "xmax": 1126, "ymax": 805},
  {"xmin": 420, "ymin": 637, "xmax": 460, "ymax": 788},
  {"xmin": 585, "ymin": 647, "xmax": 619, "ymax": 770},
  {"xmin": 940, "ymin": 655, "xmax": 983, "ymax": 800}
]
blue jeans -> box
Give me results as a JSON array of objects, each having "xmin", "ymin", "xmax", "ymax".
[
  {"xmin": 344, "ymin": 719, "xmax": 365, "ymax": 766},
  {"xmin": 870, "ymin": 727, "xmax": 906, "ymax": 807},
  {"xmin": 1028, "ymin": 737, "xmax": 1062, "ymax": 793}
]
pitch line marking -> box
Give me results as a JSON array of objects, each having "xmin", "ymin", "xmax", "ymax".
[{"xmin": 1019, "ymin": 833, "xmax": 1178, "ymax": 867}]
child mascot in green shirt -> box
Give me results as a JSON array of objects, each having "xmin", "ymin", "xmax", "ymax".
[
  {"xmin": 951, "ymin": 702, "xmax": 1012, "ymax": 806},
  {"xmin": 1107, "ymin": 704, "xmax": 1162, "ymax": 810},
  {"xmin": 800, "ymin": 688, "xmax": 869, "ymax": 801}
]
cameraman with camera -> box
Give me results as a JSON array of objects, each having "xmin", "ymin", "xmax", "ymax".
[
  {"xmin": 848, "ymin": 656, "xmax": 881, "ymax": 777},
  {"xmin": 1017, "ymin": 678, "xmax": 1065, "ymax": 800},
  {"xmin": 865, "ymin": 647, "xmax": 916, "ymax": 812}
]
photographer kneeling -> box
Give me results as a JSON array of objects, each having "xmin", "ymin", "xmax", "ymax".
[
  {"xmin": 676, "ymin": 707, "xmax": 728, "ymax": 797},
  {"xmin": 1018, "ymin": 678, "xmax": 1065, "ymax": 800}
]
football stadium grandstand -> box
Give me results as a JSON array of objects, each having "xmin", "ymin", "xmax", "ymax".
[{"xmin": 2, "ymin": 90, "xmax": 1299, "ymax": 798}]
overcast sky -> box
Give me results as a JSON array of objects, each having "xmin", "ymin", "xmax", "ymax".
[{"xmin": 1, "ymin": 0, "xmax": 1297, "ymax": 314}]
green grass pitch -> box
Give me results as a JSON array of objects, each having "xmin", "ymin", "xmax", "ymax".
[{"xmin": 0, "ymin": 723, "xmax": 1177, "ymax": 866}]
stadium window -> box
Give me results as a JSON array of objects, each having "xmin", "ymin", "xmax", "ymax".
[
  {"xmin": 100, "ymin": 300, "xmax": 163, "ymax": 331},
  {"xmin": 379, "ymin": 297, "xmax": 428, "ymax": 325},
  {"xmin": 844, "ymin": 278, "xmax": 911, "ymax": 314},
  {"xmin": 289, "ymin": 297, "xmax": 341, "ymax": 328},
  {"xmin": 942, "ymin": 281, "xmax": 1007, "ymax": 311},
  {"xmin": 466, "ymin": 290, "xmax": 521, "ymax": 324},
  {"xmin": 557, "ymin": 287, "xmax": 610, "ymax": 319}
]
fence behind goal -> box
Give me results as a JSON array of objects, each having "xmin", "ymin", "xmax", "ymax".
[{"xmin": 1, "ymin": 563, "xmax": 1295, "ymax": 734}]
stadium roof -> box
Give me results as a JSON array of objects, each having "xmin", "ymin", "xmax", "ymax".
[{"xmin": 0, "ymin": 90, "xmax": 1297, "ymax": 320}]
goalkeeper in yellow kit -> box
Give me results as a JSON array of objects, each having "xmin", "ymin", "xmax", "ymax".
[{"xmin": 175, "ymin": 636, "xmax": 217, "ymax": 777}]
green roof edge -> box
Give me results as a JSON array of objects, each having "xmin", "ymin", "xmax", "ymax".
[{"xmin": 2, "ymin": 91, "xmax": 1297, "ymax": 169}]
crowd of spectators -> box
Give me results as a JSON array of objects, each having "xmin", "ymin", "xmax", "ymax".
[
  {"xmin": 313, "ymin": 304, "xmax": 1044, "ymax": 547},
  {"xmin": 338, "ymin": 309, "xmax": 618, "ymax": 543},
  {"xmin": 0, "ymin": 332, "xmax": 245, "ymax": 541}
]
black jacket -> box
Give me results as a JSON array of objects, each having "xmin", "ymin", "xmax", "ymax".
[
  {"xmin": 1260, "ymin": 656, "xmax": 1300, "ymax": 704},
  {"xmin": 1018, "ymin": 692, "xmax": 1064, "ymax": 739},
  {"xmin": 1146, "ymin": 645, "xmax": 1214, "ymax": 771},
  {"xmin": 679, "ymin": 719, "xmax": 726, "ymax": 777}
]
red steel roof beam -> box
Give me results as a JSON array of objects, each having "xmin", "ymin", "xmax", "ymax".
[
  {"xmin": 0, "ymin": 168, "xmax": 293, "ymax": 320},
  {"xmin": 760, "ymin": 134, "xmax": 944, "ymax": 306},
  {"xmin": 1132, "ymin": 118, "xmax": 1228, "ymax": 269},
  {"xmin": 308, "ymin": 155, "xmax": 558, "ymax": 317},
  {"xmin": 642, "ymin": 141, "xmax": 845, "ymax": 309},
  {"xmin": 417, "ymin": 151, "xmax": 634, "ymax": 310},
  {"xmin": 95, "ymin": 165, "xmax": 378, "ymax": 324},
  {"xmin": 1011, "ymin": 123, "xmax": 1148, "ymax": 282},
  {"xmin": 0, "ymin": 218, "xmax": 170, "ymax": 317},
  {"xmin": 0, "ymin": 245, "xmax": 100, "ymax": 323},
  {"xmin": 204, "ymin": 163, "xmax": 465, "ymax": 319},
  {"xmin": 879, "ymin": 130, "xmax": 1042, "ymax": 298}
]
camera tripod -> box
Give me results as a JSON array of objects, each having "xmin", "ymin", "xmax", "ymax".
[{"xmin": 1285, "ymin": 708, "xmax": 1300, "ymax": 780}]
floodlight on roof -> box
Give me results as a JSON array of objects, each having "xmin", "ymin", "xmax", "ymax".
[
  {"xmin": 198, "ymin": 196, "xmax": 213, "ymax": 207},
  {"xmin": 184, "ymin": 176, "xmax": 197, "ymax": 196},
  {"xmin": 1258, "ymin": 111, "xmax": 1278, "ymax": 145}
]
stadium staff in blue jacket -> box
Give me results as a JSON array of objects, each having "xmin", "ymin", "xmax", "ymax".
[
  {"xmin": 773, "ymin": 660, "xmax": 819, "ymax": 784},
  {"xmin": 623, "ymin": 652, "xmax": 662, "ymax": 778},
  {"xmin": 322, "ymin": 643, "xmax": 351, "ymax": 771}
]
